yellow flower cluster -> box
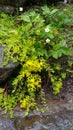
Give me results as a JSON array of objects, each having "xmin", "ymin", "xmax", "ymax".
[
  {"xmin": 27, "ymin": 74, "xmax": 41, "ymax": 92},
  {"xmin": 24, "ymin": 58, "xmax": 46, "ymax": 72},
  {"xmin": 23, "ymin": 59, "xmax": 46, "ymax": 94},
  {"xmin": 53, "ymin": 80, "xmax": 62, "ymax": 95},
  {"xmin": 12, "ymin": 58, "xmax": 47, "ymax": 89},
  {"xmin": 20, "ymin": 96, "xmax": 36, "ymax": 109}
]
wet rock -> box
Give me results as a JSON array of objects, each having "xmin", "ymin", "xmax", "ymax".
[
  {"xmin": 0, "ymin": 46, "xmax": 19, "ymax": 83},
  {"xmin": 0, "ymin": 100, "xmax": 73, "ymax": 130}
]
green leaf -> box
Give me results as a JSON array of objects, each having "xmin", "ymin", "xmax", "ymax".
[
  {"xmin": 25, "ymin": 111, "xmax": 29, "ymax": 116},
  {"xmin": 53, "ymin": 40, "xmax": 66, "ymax": 51},
  {"xmin": 50, "ymin": 9, "xmax": 58, "ymax": 15},
  {"xmin": 61, "ymin": 73, "xmax": 66, "ymax": 79},
  {"xmin": 48, "ymin": 33, "xmax": 54, "ymax": 39},
  {"xmin": 49, "ymin": 49, "xmax": 62, "ymax": 59},
  {"xmin": 59, "ymin": 40, "xmax": 66, "ymax": 47},
  {"xmin": 29, "ymin": 10, "xmax": 36, "ymax": 17},
  {"xmin": 53, "ymin": 44, "xmax": 61, "ymax": 50},
  {"xmin": 53, "ymin": 51, "xmax": 59, "ymax": 59},
  {"xmin": 41, "ymin": 5, "xmax": 50, "ymax": 15},
  {"xmin": 63, "ymin": 18, "xmax": 71, "ymax": 24},
  {"xmin": 62, "ymin": 48, "xmax": 71, "ymax": 55},
  {"xmin": 34, "ymin": 48, "xmax": 48, "ymax": 57},
  {"xmin": 21, "ymin": 14, "xmax": 30, "ymax": 22}
]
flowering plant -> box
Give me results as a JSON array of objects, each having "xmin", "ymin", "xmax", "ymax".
[{"xmin": 0, "ymin": 5, "xmax": 71, "ymax": 116}]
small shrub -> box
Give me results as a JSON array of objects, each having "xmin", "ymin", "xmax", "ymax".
[{"xmin": 0, "ymin": 5, "xmax": 71, "ymax": 116}]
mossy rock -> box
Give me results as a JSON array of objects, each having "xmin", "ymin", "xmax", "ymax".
[{"xmin": 0, "ymin": 46, "xmax": 19, "ymax": 83}]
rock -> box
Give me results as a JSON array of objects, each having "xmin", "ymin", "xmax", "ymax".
[
  {"xmin": 0, "ymin": 0, "xmax": 73, "ymax": 7},
  {"xmin": 0, "ymin": 0, "xmax": 26, "ymax": 7},
  {"xmin": 0, "ymin": 0, "xmax": 27, "ymax": 14},
  {"xmin": 0, "ymin": 0, "xmax": 73, "ymax": 14},
  {"xmin": 0, "ymin": 5, "xmax": 15, "ymax": 14},
  {"xmin": 0, "ymin": 46, "xmax": 19, "ymax": 83}
]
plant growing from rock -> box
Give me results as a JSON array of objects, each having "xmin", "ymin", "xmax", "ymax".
[{"xmin": 0, "ymin": 5, "xmax": 72, "ymax": 116}]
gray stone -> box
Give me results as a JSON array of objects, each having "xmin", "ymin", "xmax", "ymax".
[
  {"xmin": 0, "ymin": 6, "xmax": 15, "ymax": 14},
  {"xmin": 0, "ymin": 46, "xmax": 19, "ymax": 83}
]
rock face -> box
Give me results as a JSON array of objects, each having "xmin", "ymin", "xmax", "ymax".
[
  {"xmin": 0, "ymin": 46, "xmax": 19, "ymax": 83},
  {"xmin": 0, "ymin": 0, "xmax": 27, "ymax": 14},
  {"xmin": 0, "ymin": 96, "xmax": 73, "ymax": 130},
  {"xmin": 0, "ymin": 6, "xmax": 15, "ymax": 14},
  {"xmin": 0, "ymin": 0, "xmax": 26, "ymax": 7},
  {"xmin": 0, "ymin": 0, "xmax": 73, "ymax": 7},
  {"xmin": 0, "ymin": 0, "xmax": 73, "ymax": 14}
]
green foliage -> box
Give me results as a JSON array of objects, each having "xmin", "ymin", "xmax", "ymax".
[
  {"xmin": 0, "ymin": 5, "xmax": 72, "ymax": 116},
  {"xmin": 69, "ymin": 127, "xmax": 73, "ymax": 130},
  {"xmin": 0, "ymin": 88, "xmax": 16, "ymax": 118}
]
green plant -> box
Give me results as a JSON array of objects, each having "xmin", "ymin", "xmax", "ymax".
[
  {"xmin": 0, "ymin": 5, "xmax": 72, "ymax": 116},
  {"xmin": 69, "ymin": 127, "xmax": 73, "ymax": 130}
]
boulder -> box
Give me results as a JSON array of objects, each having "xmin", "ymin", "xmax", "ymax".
[{"xmin": 0, "ymin": 46, "xmax": 19, "ymax": 83}]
